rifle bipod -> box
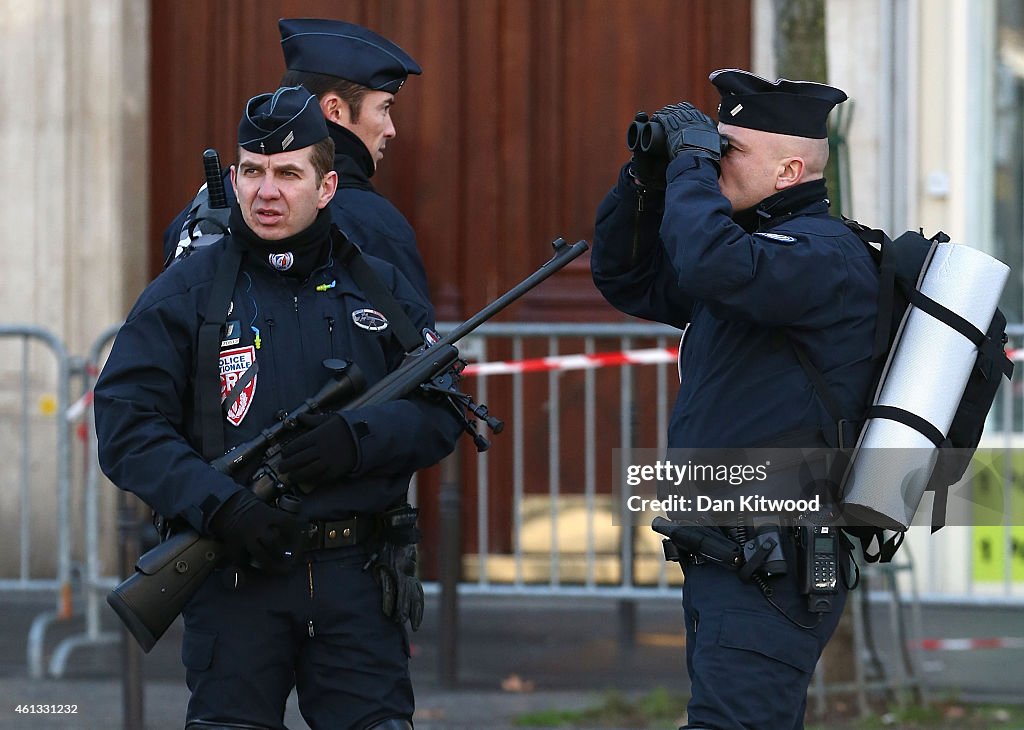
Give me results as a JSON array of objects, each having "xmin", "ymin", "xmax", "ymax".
[{"xmin": 421, "ymin": 367, "xmax": 504, "ymax": 452}]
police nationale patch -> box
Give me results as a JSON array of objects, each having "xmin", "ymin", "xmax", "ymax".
[
  {"xmin": 754, "ymin": 232, "xmax": 798, "ymax": 243},
  {"xmin": 352, "ymin": 308, "xmax": 389, "ymax": 331},
  {"xmin": 269, "ymin": 252, "xmax": 294, "ymax": 271},
  {"xmin": 219, "ymin": 345, "xmax": 257, "ymax": 426}
]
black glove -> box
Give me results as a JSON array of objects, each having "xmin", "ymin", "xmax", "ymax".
[
  {"xmin": 652, "ymin": 102, "xmax": 723, "ymax": 164},
  {"xmin": 209, "ymin": 490, "xmax": 305, "ymax": 573},
  {"xmin": 374, "ymin": 542, "xmax": 425, "ymax": 631},
  {"xmin": 278, "ymin": 412, "xmax": 358, "ymax": 486}
]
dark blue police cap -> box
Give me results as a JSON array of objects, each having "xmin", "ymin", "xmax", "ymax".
[
  {"xmin": 710, "ymin": 69, "xmax": 847, "ymax": 139},
  {"xmin": 238, "ymin": 86, "xmax": 328, "ymax": 154},
  {"xmin": 279, "ymin": 18, "xmax": 422, "ymax": 95}
]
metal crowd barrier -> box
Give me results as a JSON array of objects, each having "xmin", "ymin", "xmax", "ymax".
[
  {"xmin": 429, "ymin": 321, "xmax": 683, "ymax": 599},
  {"xmin": 45, "ymin": 323, "xmax": 123, "ymax": 677},
  {"xmin": 0, "ymin": 325, "xmax": 73, "ymax": 679},
  {"xmin": 3, "ymin": 320, "xmax": 1023, "ymax": 680}
]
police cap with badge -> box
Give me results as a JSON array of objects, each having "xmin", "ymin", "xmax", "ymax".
[
  {"xmin": 279, "ymin": 18, "xmax": 422, "ymax": 94},
  {"xmin": 710, "ymin": 68, "xmax": 847, "ymax": 138},
  {"xmin": 239, "ymin": 85, "xmax": 328, "ymax": 155}
]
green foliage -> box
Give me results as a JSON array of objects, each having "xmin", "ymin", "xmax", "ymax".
[
  {"xmin": 518, "ymin": 691, "xmax": 1024, "ymax": 729},
  {"xmin": 514, "ymin": 687, "xmax": 687, "ymax": 728}
]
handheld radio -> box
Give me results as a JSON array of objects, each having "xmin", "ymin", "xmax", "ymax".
[{"xmin": 798, "ymin": 523, "xmax": 839, "ymax": 613}]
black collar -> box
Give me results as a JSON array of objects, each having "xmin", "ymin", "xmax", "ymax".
[
  {"xmin": 328, "ymin": 121, "xmax": 376, "ymax": 188},
  {"xmin": 733, "ymin": 179, "xmax": 830, "ymax": 232},
  {"xmin": 229, "ymin": 205, "xmax": 333, "ymax": 281}
]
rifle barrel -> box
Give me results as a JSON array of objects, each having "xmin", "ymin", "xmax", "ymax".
[{"xmin": 441, "ymin": 239, "xmax": 588, "ymax": 345}]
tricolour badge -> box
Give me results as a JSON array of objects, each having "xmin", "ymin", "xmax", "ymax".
[
  {"xmin": 269, "ymin": 252, "xmax": 294, "ymax": 271},
  {"xmin": 352, "ymin": 308, "xmax": 389, "ymax": 331},
  {"xmin": 220, "ymin": 345, "xmax": 257, "ymax": 426}
]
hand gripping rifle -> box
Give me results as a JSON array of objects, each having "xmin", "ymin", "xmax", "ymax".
[{"xmin": 107, "ymin": 238, "xmax": 589, "ymax": 652}]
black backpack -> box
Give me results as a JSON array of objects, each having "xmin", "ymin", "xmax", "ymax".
[{"xmin": 794, "ymin": 220, "xmax": 1014, "ymax": 562}]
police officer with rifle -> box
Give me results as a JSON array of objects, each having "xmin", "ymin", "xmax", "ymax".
[{"xmin": 98, "ymin": 86, "xmax": 451, "ymax": 730}]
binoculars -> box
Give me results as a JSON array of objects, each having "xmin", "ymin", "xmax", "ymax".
[
  {"xmin": 627, "ymin": 112, "xmax": 665, "ymax": 155},
  {"xmin": 627, "ymin": 111, "xmax": 730, "ymax": 158}
]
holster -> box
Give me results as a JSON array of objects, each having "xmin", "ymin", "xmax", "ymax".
[{"xmin": 651, "ymin": 517, "xmax": 744, "ymax": 570}]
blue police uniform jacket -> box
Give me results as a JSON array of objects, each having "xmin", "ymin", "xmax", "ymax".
[
  {"xmin": 591, "ymin": 153, "xmax": 880, "ymax": 449},
  {"xmin": 96, "ymin": 228, "xmax": 460, "ymax": 534},
  {"xmin": 163, "ymin": 121, "xmax": 432, "ymax": 311}
]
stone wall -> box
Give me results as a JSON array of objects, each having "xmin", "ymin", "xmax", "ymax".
[{"xmin": 0, "ymin": 0, "xmax": 148, "ymax": 577}]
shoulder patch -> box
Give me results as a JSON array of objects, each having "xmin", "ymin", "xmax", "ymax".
[
  {"xmin": 754, "ymin": 232, "xmax": 798, "ymax": 243},
  {"xmin": 352, "ymin": 308, "xmax": 389, "ymax": 331}
]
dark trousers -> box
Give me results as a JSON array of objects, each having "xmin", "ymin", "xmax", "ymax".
[
  {"xmin": 181, "ymin": 547, "xmax": 412, "ymax": 730},
  {"xmin": 680, "ymin": 538, "xmax": 847, "ymax": 730}
]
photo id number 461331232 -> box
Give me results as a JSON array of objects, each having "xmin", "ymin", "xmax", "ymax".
[{"xmin": 14, "ymin": 705, "xmax": 78, "ymax": 714}]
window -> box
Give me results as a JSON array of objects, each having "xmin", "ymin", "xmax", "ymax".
[{"xmin": 993, "ymin": 1, "xmax": 1024, "ymax": 321}]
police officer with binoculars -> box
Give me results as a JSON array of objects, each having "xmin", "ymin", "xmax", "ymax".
[{"xmin": 591, "ymin": 69, "xmax": 880, "ymax": 729}]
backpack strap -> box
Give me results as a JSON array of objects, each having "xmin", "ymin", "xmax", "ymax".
[
  {"xmin": 195, "ymin": 239, "xmax": 244, "ymax": 461},
  {"xmin": 843, "ymin": 219, "xmax": 896, "ymax": 360},
  {"xmin": 865, "ymin": 405, "xmax": 946, "ymax": 448},
  {"xmin": 906, "ymin": 288, "xmax": 987, "ymax": 349},
  {"xmin": 330, "ymin": 226, "xmax": 423, "ymax": 353},
  {"xmin": 788, "ymin": 339, "xmax": 859, "ymax": 449}
]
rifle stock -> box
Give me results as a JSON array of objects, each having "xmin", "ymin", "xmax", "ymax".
[
  {"xmin": 108, "ymin": 238, "xmax": 589, "ymax": 651},
  {"xmin": 107, "ymin": 530, "xmax": 222, "ymax": 652}
]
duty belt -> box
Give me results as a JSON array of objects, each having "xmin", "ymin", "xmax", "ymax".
[{"xmin": 305, "ymin": 515, "xmax": 378, "ymax": 550}]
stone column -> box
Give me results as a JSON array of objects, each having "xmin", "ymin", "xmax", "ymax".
[{"xmin": 0, "ymin": 0, "xmax": 148, "ymax": 576}]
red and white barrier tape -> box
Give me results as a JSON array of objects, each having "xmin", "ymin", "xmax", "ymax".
[
  {"xmin": 462, "ymin": 347, "xmax": 677, "ymax": 377},
  {"xmin": 63, "ymin": 347, "xmax": 679, "ymax": 422},
  {"xmin": 909, "ymin": 637, "xmax": 1024, "ymax": 651},
  {"xmin": 61, "ymin": 345, "xmax": 1021, "ymax": 415},
  {"xmin": 67, "ymin": 390, "xmax": 94, "ymax": 423},
  {"xmin": 464, "ymin": 345, "xmax": 1022, "ymax": 376},
  {"xmin": 66, "ymin": 363, "xmax": 101, "ymax": 423}
]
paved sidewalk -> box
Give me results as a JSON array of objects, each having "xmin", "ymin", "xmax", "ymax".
[
  {"xmin": 0, "ymin": 678, "xmax": 637, "ymax": 730},
  {"xmin": 0, "ymin": 591, "xmax": 687, "ymax": 730},
  {"xmin": 3, "ymin": 589, "xmax": 1022, "ymax": 729}
]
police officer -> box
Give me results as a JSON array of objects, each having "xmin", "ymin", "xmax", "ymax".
[
  {"xmin": 591, "ymin": 70, "xmax": 880, "ymax": 729},
  {"xmin": 165, "ymin": 18, "xmax": 432, "ymax": 307},
  {"xmin": 97, "ymin": 86, "xmax": 461, "ymax": 730}
]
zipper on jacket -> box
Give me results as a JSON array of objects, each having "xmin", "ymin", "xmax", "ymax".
[
  {"xmin": 264, "ymin": 316, "xmax": 284, "ymax": 401},
  {"xmin": 326, "ymin": 316, "xmax": 336, "ymax": 358},
  {"xmin": 307, "ymin": 562, "xmax": 315, "ymax": 637}
]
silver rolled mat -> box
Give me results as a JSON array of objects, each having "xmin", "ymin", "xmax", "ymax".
[{"xmin": 841, "ymin": 242, "xmax": 1009, "ymax": 529}]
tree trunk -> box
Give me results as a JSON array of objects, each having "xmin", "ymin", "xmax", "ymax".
[{"xmin": 773, "ymin": 0, "xmax": 858, "ymax": 717}]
